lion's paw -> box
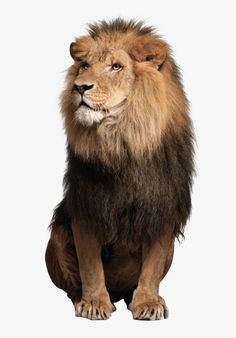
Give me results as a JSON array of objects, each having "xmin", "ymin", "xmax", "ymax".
[
  {"xmin": 74, "ymin": 296, "xmax": 116, "ymax": 320},
  {"xmin": 129, "ymin": 295, "xmax": 169, "ymax": 320}
]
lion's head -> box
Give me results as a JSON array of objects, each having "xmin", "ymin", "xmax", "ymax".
[
  {"xmin": 61, "ymin": 19, "xmax": 189, "ymax": 165},
  {"xmin": 69, "ymin": 43, "xmax": 135, "ymax": 127}
]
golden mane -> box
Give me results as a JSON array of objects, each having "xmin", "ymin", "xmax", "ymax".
[{"xmin": 61, "ymin": 19, "xmax": 190, "ymax": 166}]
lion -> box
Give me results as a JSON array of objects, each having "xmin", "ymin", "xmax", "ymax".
[{"xmin": 45, "ymin": 18, "xmax": 194, "ymax": 320}]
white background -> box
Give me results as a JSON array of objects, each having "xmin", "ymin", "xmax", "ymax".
[{"xmin": 0, "ymin": 0, "xmax": 236, "ymax": 337}]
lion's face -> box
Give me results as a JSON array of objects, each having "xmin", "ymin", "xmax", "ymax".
[
  {"xmin": 66, "ymin": 29, "xmax": 168, "ymax": 128},
  {"xmin": 71, "ymin": 48, "xmax": 135, "ymax": 127}
]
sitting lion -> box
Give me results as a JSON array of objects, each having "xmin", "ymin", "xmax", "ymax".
[{"xmin": 45, "ymin": 18, "xmax": 194, "ymax": 320}]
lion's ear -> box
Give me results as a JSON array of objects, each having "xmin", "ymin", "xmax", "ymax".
[
  {"xmin": 130, "ymin": 37, "xmax": 167, "ymax": 68},
  {"xmin": 70, "ymin": 42, "xmax": 77, "ymax": 60},
  {"xmin": 69, "ymin": 37, "xmax": 94, "ymax": 61}
]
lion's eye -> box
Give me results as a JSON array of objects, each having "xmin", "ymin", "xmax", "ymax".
[
  {"xmin": 80, "ymin": 63, "xmax": 90, "ymax": 71},
  {"xmin": 111, "ymin": 63, "xmax": 122, "ymax": 71}
]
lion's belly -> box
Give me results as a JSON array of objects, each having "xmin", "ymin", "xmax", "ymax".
[{"xmin": 102, "ymin": 244, "xmax": 142, "ymax": 300}]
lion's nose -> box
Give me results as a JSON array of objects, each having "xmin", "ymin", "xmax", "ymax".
[{"xmin": 74, "ymin": 83, "xmax": 94, "ymax": 95}]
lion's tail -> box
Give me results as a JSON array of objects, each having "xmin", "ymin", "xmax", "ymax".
[{"xmin": 49, "ymin": 198, "xmax": 71, "ymax": 233}]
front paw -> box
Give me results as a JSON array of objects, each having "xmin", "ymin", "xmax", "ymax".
[
  {"xmin": 129, "ymin": 290, "xmax": 168, "ymax": 320},
  {"xmin": 74, "ymin": 292, "xmax": 116, "ymax": 320}
]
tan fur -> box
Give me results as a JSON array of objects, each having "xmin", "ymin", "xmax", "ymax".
[
  {"xmin": 61, "ymin": 29, "xmax": 189, "ymax": 166},
  {"xmin": 129, "ymin": 233, "xmax": 173, "ymax": 319},
  {"xmin": 71, "ymin": 220, "xmax": 116, "ymax": 319}
]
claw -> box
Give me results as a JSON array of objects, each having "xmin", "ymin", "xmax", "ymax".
[{"xmin": 129, "ymin": 296, "xmax": 169, "ymax": 321}]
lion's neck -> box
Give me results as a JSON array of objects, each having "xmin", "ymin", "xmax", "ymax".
[{"xmin": 65, "ymin": 109, "xmax": 165, "ymax": 168}]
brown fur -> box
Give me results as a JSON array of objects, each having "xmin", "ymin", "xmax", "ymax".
[{"xmin": 45, "ymin": 18, "xmax": 194, "ymax": 320}]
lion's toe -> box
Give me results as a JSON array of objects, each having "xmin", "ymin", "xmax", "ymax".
[
  {"xmin": 130, "ymin": 296, "xmax": 169, "ymax": 321},
  {"xmin": 74, "ymin": 299, "xmax": 115, "ymax": 320}
]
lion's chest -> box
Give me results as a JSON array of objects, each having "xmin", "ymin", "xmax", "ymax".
[{"xmin": 65, "ymin": 152, "xmax": 177, "ymax": 243}]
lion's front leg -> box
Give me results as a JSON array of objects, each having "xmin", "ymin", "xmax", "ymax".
[
  {"xmin": 72, "ymin": 220, "xmax": 115, "ymax": 320},
  {"xmin": 129, "ymin": 234, "xmax": 174, "ymax": 320}
]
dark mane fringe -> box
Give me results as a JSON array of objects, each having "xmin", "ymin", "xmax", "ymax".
[
  {"xmin": 87, "ymin": 18, "xmax": 156, "ymax": 38},
  {"xmin": 62, "ymin": 124, "xmax": 194, "ymax": 246}
]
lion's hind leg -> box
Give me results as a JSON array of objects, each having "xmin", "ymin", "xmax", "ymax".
[
  {"xmin": 45, "ymin": 201, "xmax": 82, "ymax": 305},
  {"xmin": 45, "ymin": 238, "xmax": 67, "ymax": 292}
]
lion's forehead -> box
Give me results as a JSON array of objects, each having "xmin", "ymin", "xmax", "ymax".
[{"xmin": 85, "ymin": 47, "xmax": 131, "ymax": 65}]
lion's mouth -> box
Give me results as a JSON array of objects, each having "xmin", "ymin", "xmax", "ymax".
[
  {"xmin": 75, "ymin": 100, "xmax": 107, "ymax": 127},
  {"xmin": 79, "ymin": 100, "xmax": 107, "ymax": 113},
  {"xmin": 79, "ymin": 101, "xmax": 92, "ymax": 109},
  {"xmin": 75, "ymin": 98, "xmax": 127, "ymax": 127}
]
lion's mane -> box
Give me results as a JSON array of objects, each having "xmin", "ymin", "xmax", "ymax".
[{"xmin": 54, "ymin": 19, "xmax": 194, "ymax": 244}]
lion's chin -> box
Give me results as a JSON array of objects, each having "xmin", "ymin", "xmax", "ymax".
[{"xmin": 75, "ymin": 105, "xmax": 105, "ymax": 127}]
